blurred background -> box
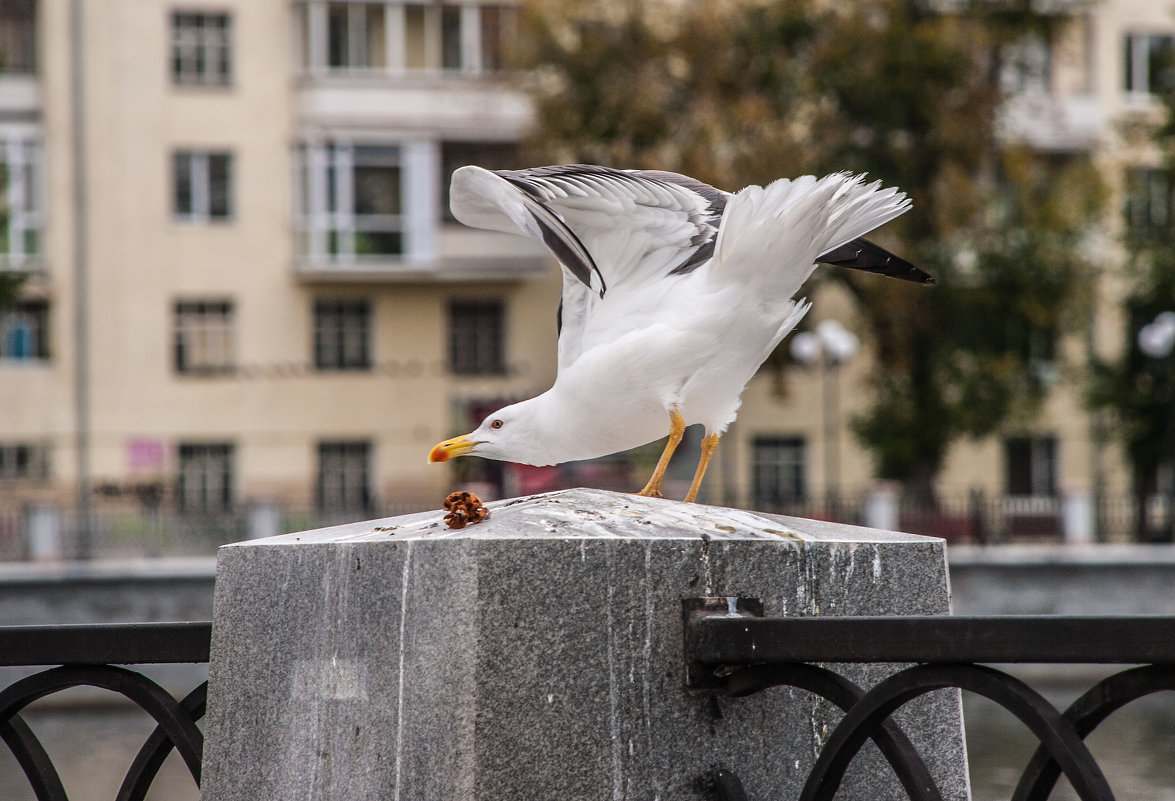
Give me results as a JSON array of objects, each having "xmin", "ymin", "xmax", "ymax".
[
  {"xmin": 2, "ymin": 2, "xmax": 1175, "ymax": 798},
  {"xmin": 0, "ymin": 0, "xmax": 1173, "ymax": 559}
]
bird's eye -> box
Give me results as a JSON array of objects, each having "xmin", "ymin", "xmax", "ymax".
[{"xmin": 490, "ymin": 419, "xmax": 504, "ymax": 430}]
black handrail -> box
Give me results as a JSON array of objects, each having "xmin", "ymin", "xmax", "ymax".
[
  {"xmin": 687, "ymin": 614, "xmax": 1175, "ymax": 667},
  {"xmin": 684, "ymin": 608, "xmax": 1175, "ymax": 801},
  {"xmin": 0, "ymin": 622, "xmax": 212, "ymax": 666}
]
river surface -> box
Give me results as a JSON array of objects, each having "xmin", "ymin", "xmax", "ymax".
[{"xmin": 2, "ymin": 686, "xmax": 1173, "ymax": 800}]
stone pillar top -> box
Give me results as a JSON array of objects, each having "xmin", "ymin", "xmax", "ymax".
[{"xmin": 231, "ymin": 487, "xmax": 939, "ymax": 547}]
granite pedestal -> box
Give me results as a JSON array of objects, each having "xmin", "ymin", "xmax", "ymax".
[{"xmin": 200, "ymin": 488, "xmax": 969, "ymax": 800}]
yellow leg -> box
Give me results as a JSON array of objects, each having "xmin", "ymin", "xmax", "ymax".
[
  {"xmin": 637, "ymin": 409, "xmax": 686, "ymax": 498},
  {"xmin": 683, "ymin": 433, "xmax": 721, "ymax": 503}
]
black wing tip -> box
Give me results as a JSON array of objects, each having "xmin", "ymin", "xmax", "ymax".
[{"xmin": 818, "ymin": 239, "xmax": 935, "ymax": 286}]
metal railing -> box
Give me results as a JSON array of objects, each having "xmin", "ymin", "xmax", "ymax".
[
  {"xmin": 5, "ymin": 614, "xmax": 1175, "ymax": 800},
  {"xmin": 684, "ymin": 604, "xmax": 1175, "ymax": 801},
  {"xmin": 0, "ymin": 622, "xmax": 211, "ymax": 801}
]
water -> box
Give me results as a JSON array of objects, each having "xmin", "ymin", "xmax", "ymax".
[
  {"xmin": 2, "ymin": 688, "xmax": 1173, "ymax": 800},
  {"xmin": 965, "ymin": 681, "xmax": 1175, "ymax": 801},
  {"xmin": 0, "ymin": 705, "xmax": 200, "ymax": 801}
]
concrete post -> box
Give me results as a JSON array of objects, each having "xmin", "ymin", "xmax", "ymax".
[
  {"xmin": 1063, "ymin": 489, "xmax": 1095, "ymax": 544},
  {"xmin": 201, "ymin": 488, "xmax": 969, "ymax": 801},
  {"xmin": 26, "ymin": 503, "xmax": 62, "ymax": 561},
  {"xmin": 864, "ymin": 483, "xmax": 900, "ymax": 532},
  {"xmin": 247, "ymin": 499, "xmax": 282, "ymax": 540}
]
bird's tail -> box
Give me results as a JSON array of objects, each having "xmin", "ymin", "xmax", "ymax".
[{"xmin": 711, "ymin": 172, "xmax": 911, "ymax": 295}]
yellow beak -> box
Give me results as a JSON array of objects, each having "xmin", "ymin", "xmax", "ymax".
[{"xmin": 428, "ymin": 434, "xmax": 478, "ymax": 463}]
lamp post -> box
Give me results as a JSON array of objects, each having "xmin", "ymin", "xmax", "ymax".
[
  {"xmin": 790, "ymin": 319, "xmax": 860, "ymax": 514},
  {"xmin": 1138, "ymin": 311, "xmax": 1175, "ymax": 540}
]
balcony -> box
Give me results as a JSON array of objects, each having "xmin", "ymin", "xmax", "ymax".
[
  {"xmin": 292, "ymin": 0, "xmax": 532, "ymax": 138},
  {"xmin": 293, "ymin": 224, "xmax": 549, "ymax": 283},
  {"xmin": 296, "ymin": 76, "xmax": 532, "ymax": 139}
]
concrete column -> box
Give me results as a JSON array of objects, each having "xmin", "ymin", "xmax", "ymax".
[
  {"xmin": 247, "ymin": 499, "xmax": 282, "ymax": 541},
  {"xmin": 26, "ymin": 503, "xmax": 62, "ymax": 561},
  {"xmin": 201, "ymin": 488, "xmax": 968, "ymax": 801},
  {"xmin": 864, "ymin": 483, "xmax": 900, "ymax": 532},
  {"xmin": 1063, "ymin": 489, "xmax": 1095, "ymax": 544}
]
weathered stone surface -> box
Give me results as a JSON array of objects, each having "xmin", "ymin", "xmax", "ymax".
[{"xmin": 201, "ymin": 488, "xmax": 968, "ymax": 801}]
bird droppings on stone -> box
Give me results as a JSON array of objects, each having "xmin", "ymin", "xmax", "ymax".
[{"xmin": 443, "ymin": 491, "xmax": 490, "ymax": 529}]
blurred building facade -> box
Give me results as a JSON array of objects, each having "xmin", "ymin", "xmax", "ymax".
[{"xmin": 0, "ymin": 0, "xmax": 1171, "ymax": 546}]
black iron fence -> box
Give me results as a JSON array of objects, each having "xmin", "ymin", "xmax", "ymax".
[
  {"xmin": 684, "ymin": 605, "xmax": 1175, "ymax": 801},
  {"xmin": 0, "ymin": 622, "xmax": 211, "ymax": 801},
  {"xmin": 4, "ymin": 615, "xmax": 1175, "ymax": 800}
]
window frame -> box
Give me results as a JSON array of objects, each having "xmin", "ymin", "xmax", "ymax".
[
  {"xmin": 0, "ymin": 1, "xmax": 36, "ymax": 75},
  {"xmin": 1124, "ymin": 32, "xmax": 1175, "ymax": 96},
  {"xmin": 316, "ymin": 440, "xmax": 374, "ymax": 513},
  {"xmin": 751, "ymin": 436, "xmax": 807, "ymax": 509},
  {"xmin": 0, "ymin": 299, "xmax": 48, "ymax": 361},
  {"xmin": 171, "ymin": 11, "xmax": 232, "ymax": 87},
  {"xmin": 299, "ymin": 1, "xmax": 518, "ymax": 75},
  {"xmin": 296, "ymin": 140, "xmax": 439, "ymax": 264},
  {"xmin": 173, "ymin": 299, "xmax": 235, "ymax": 375},
  {"xmin": 0, "ymin": 441, "xmax": 50, "ymax": 481},
  {"xmin": 448, "ymin": 299, "xmax": 506, "ymax": 376},
  {"xmin": 1005, "ymin": 435, "xmax": 1059, "ymax": 499},
  {"xmin": 173, "ymin": 150, "xmax": 234, "ymax": 223},
  {"xmin": 1125, "ymin": 166, "xmax": 1174, "ymax": 234},
  {"xmin": 0, "ymin": 132, "xmax": 44, "ymax": 268},
  {"xmin": 313, "ymin": 298, "xmax": 373, "ymax": 371},
  {"xmin": 176, "ymin": 442, "xmax": 235, "ymax": 513}
]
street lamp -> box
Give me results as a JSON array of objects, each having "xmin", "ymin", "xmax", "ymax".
[
  {"xmin": 1138, "ymin": 310, "xmax": 1175, "ymax": 540},
  {"xmin": 790, "ymin": 319, "xmax": 860, "ymax": 512},
  {"xmin": 1138, "ymin": 311, "xmax": 1175, "ymax": 359}
]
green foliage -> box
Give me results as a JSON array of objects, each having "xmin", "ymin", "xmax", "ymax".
[
  {"xmin": 519, "ymin": 0, "xmax": 1105, "ymax": 500},
  {"xmin": 0, "ymin": 271, "xmax": 23, "ymax": 307},
  {"xmin": 1088, "ymin": 197, "xmax": 1175, "ymax": 504}
]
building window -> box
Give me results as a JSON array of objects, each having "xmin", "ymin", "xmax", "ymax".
[
  {"xmin": 177, "ymin": 443, "xmax": 234, "ymax": 513},
  {"xmin": 449, "ymin": 300, "xmax": 505, "ymax": 375},
  {"xmin": 317, "ymin": 440, "xmax": 372, "ymax": 512},
  {"xmin": 0, "ymin": 442, "xmax": 49, "ymax": 481},
  {"xmin": 314, "ymin": 299, "xmax": 372, "ymax": 370},
  {"xmin": 296, "ymin": 143, "xmax": 405, "ymax": 261},
  {"xmin": 751, "ymin": 437, "xmax": 806, "ymax": 509},
  {"xmin": 298, "ymin": 1, "xmax": 517, "ymax": 74},
  {"xmin": 1125, "ymin": 167, "xmax": 1174, "ymax": 234},
  {"xmin": 0, "ymin": 1, "xmax": 36, "ymax": 74},
  {"xmin": 1005, "ymin": 436, "xmax": 1058, "ymax": 498},
  {"xmin": 173, "ymin": 151, "xmax": 233, "ymax": 222},
  {"xmin": 440, "ymin": 141, "xmax": 518, "ymax": 219},
  {"xmin": 0, "ymin": 135, "xmax": 43, "ymax": 267},
  {"xmin": 1124, "ymin": 33, "xmax": 1175, "ymax": 95},
  {"xmin": 171, "ymin": 12, "xmax": 231, "ymax": 86},
  {"xmin": 326, "ymin": 3, "xmax": 386, "ymax": 70},
  {"xmin": 0, "ymin": 300, "xmax": 47, "ymax": 361},
  {"xmin": 174, "ymin": 300, "xmax": 234, "ymax": 374}
]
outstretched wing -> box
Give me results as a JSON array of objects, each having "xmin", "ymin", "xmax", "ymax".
[
  {"xmin": 449, "ymin": 163, "xmax": 931, "ymax": 370},
  {"xmin": 450, "ymin": 164, "xmax": 725, "ymax": 295},
  {"xmin": 450, "ymin": 164, "xmax": 726, "ymax": 368}
]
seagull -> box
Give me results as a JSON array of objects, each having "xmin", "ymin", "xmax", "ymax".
[{"xmin": 429, "ymin": 164, "xmax": 928, "ymax": 502}]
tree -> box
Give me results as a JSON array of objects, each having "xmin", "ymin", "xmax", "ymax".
[
  {"xmin": 518, "ymin": 0, "xmax": 1104, "ymax": 503},
  {"xmin": 1088, "ymin": 60, "xmax": 1175, "ymax": 540}
]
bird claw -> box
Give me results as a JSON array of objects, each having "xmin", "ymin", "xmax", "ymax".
[{"xmin": 636, "ymin": 488, "xmax": 664, "ymax": 499}]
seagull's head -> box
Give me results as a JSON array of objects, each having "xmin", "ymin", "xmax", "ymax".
[{"xmin": 427, "ymin": 398, "xmax": 552, "ymax": 467}]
